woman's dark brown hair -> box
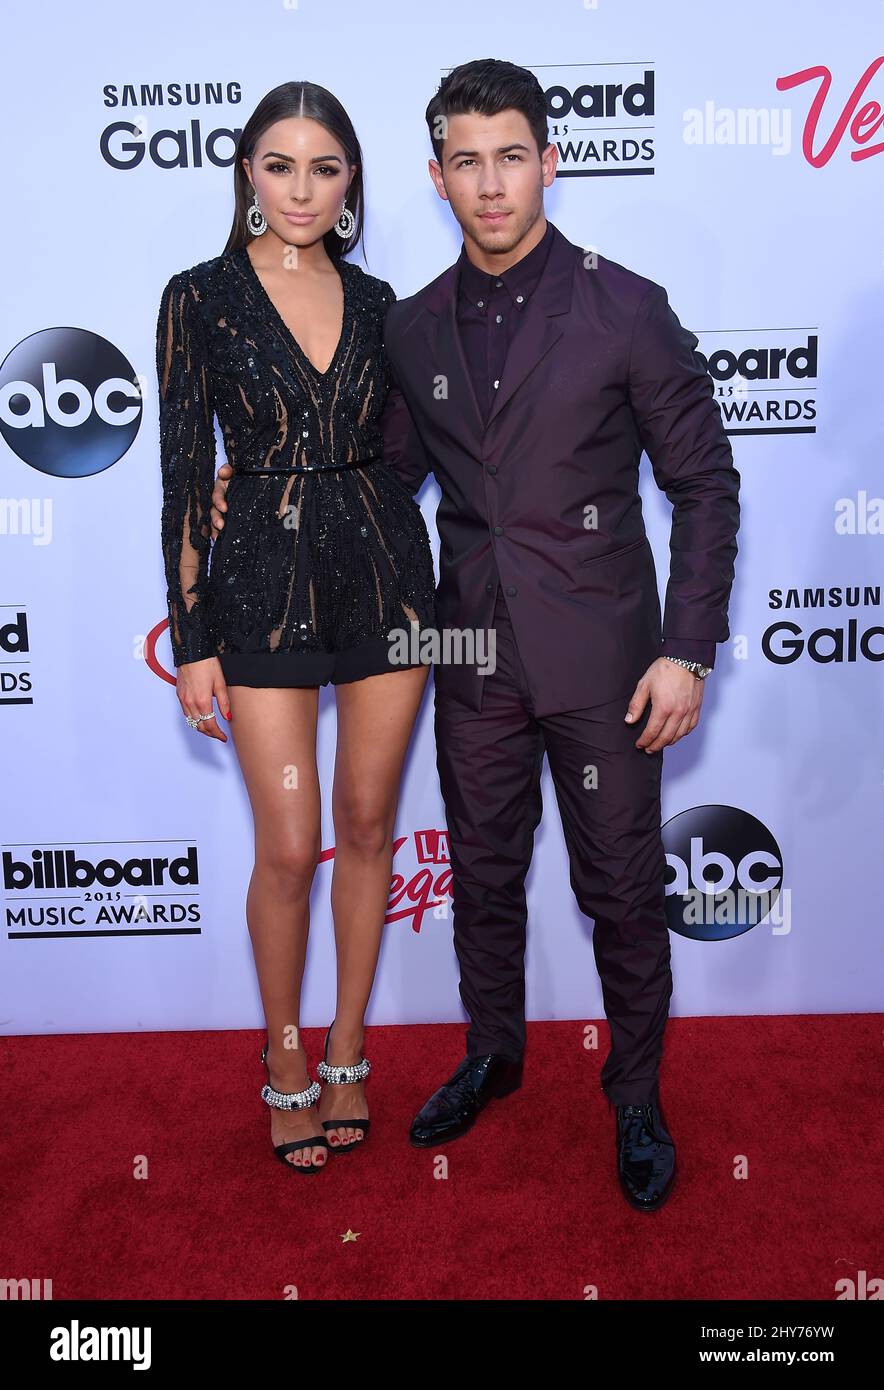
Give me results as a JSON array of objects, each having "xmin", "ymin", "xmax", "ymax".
[{"xmin": 224, "ymin": 80, "xmax": 365, "ymax": 261}]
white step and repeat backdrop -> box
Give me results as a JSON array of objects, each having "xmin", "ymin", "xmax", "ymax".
[{"xmin": 2, "ymin": 0, "xmax": 881, "ymax": 1035}]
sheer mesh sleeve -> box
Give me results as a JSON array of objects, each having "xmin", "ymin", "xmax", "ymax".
[{"xmin": 155, "ymin": 271, "xmax": 218, "ymax": 666}]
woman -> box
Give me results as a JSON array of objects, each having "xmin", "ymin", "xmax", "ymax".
[{"xmin": 156, "ymin": 81, "xmax": 437, "ymax": 1173}]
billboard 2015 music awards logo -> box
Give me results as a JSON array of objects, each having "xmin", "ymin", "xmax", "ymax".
[
  {"xmin": 3, "ymin": 833, "xmax": 453, "ymax": 942},
  {"xmin": 0, "ymin": 608, "xmax": 32, "ymax": 706},
  {"xmin": 3, "ymin": 842, "xmax": 203, "ymax": 939},
  {"xmin": 541, "ymin": 62, "xmax": 656, "ymax": 177},
  {"xmin": 694, "ymin": 328, "xmax": 818, "ymax": 437}
]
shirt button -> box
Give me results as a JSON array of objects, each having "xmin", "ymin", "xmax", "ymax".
[
  {"xmin": 477, "ymin": 299, "xmax": 484, "ymax": 308},
  {"xmin": 516, "ymin": 294, "xmax": 524, "ymax": 303},
  {"xmin": 506, "ymin": 586, "xmax": 517, "ymax": 597},
  {"xmin": 485, "ymin": 582, "xmax": 494, "ymax": 594},
  {"xmin": 493, "ymin": 379, "xmax": 499, "ymax": 389},
  {"xmin": 495, "ymin": 313, "xmax": 503, "ymax": 323},
  {"xmin": 495, "ymin": 279, "xmax": 502, "ymax": 287},
  {"xmin": 493, "ymin": 525, "xmax": 504, "ymax": 536}
]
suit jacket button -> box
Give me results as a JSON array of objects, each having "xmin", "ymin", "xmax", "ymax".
[
  {"xmin": 506, "ymin": 586, "xmax": 517, "ymax": 597},
  {"xmin": 493, "ymin": 525, "xmax": 504, "ymax": 536},
  {"xmin": 487, "ymin": 463, "xmax": 498, "ymax": 474},
  {"xmin": 485, "ymin": 583, "xmax": 494, "ymax": 594}
]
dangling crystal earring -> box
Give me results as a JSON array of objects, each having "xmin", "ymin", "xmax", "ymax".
[
  {"xmin": 247, "ymin": 190, "xmax": 268, "ymax": 236},
  {"xmin": 334, "ymin": 203, "xmax": 355, "ymax": 239}
]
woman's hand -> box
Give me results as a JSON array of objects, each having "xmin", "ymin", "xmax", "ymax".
[{"xmin": 176, "ymin": 657, "xmax": 231, "ymax": 742}]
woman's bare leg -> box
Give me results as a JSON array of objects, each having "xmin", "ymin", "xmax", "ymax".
[
  {"xmin": 228, "ymin": 683, "xmax": 327, "ymax": 1169},
  {"xmin": 320, "ymin": 664, "xmax": 429, "ymax": 1146}
]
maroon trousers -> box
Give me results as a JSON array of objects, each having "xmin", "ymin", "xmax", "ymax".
[{"xmin": 433, "ymin": 585, "xmax": 672, "ymax": 1105}]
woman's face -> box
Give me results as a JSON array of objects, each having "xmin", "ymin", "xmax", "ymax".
[{"xmin": 243, "ymin": 116, "xmax": 355, "ymax": 249}]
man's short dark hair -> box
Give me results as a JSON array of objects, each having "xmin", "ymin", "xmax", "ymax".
[{"xmin": 425, "ymin": 58, "xmax": 549, "ymax": 164}]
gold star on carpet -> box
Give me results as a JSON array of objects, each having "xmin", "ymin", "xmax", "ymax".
[{"xmin": 341, "ymin": 1229, "xmax": 361, "ymax": 1243}]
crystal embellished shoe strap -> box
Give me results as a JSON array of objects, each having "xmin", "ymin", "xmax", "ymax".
[
  {"xmin": 316, "ymin": 1057, "xmax": 371, "ymax": 1085},
  {"xmin": 260, "ymin": 1077, "xmax": 321, "ymax": 1111}
]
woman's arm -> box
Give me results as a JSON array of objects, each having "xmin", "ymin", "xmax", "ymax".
[{"xmin": 155, "ymin": 271, "xmax": 218, "ymax": 666}]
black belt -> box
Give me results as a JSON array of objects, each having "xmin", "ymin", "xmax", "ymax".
[{"xmin": 232, "ymin": 456, "xmax": 381, "ymax": 476}]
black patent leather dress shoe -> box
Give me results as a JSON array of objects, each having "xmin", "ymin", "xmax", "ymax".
[
  {"xmin": 614, "ymin": 1099, "xmax": 677, "ymax": 1211},
  {"xmin": 409, "ymin": 1053, "xmax": 523, "ymax": 1146}
]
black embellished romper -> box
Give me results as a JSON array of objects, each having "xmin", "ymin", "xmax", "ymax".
[{"xmin": 156, "ymin": 247, "xmax": 436, "ymax": 686}]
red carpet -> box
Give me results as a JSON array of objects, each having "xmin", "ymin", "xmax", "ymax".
[{"xmin": 1, "ymin": 1016, "xmax": 878, "ymax": 1300}]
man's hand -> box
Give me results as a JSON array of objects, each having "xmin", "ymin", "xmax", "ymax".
[
  {"xmin": 624, "ymin": 657, "xmax": 705, "ymax": 753},
  {"xmin": 210, "ymin": 461, "xmax": 235, "ymax": 541}
]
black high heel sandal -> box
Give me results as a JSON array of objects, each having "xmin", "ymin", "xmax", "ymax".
[
  {"xmin": 317, "ymin": 1021, "xmax": 371, "ymax": 1154},
  {"xmin": 260, "ymin": 1040, "xmax": 329, "ymax": 1173}
]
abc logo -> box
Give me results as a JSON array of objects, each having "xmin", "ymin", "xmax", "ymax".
[
  {"xmin": 0, "ymin": 328, "xmax": 142, "ymax": 477},
  {"xmin": 662, "ymin": 804, "xmax": 784, "ymax": 941}
]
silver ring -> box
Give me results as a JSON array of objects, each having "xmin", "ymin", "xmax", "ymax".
[{"xmin": 185, "ymin": 711, "xmax": 214, "ymax": 729}]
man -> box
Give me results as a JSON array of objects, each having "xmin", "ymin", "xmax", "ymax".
[{"xmin": 211, "ymin": 59, "xmax": 740, "ymax": 1211}]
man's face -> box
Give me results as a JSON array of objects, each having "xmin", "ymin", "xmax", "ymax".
[{"xmin": 429, "ymin": 108, "xmax": 556, "ymax": 257}]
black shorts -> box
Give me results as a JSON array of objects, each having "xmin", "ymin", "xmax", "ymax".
[{"xmin": 218, "ymin": 633, "xmax": 428, "ymax": 688}]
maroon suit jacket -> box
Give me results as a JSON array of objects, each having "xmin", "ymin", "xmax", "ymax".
[{"xmin": 380, "ymin": 221, "xmax": 740, "ymax": 717}]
